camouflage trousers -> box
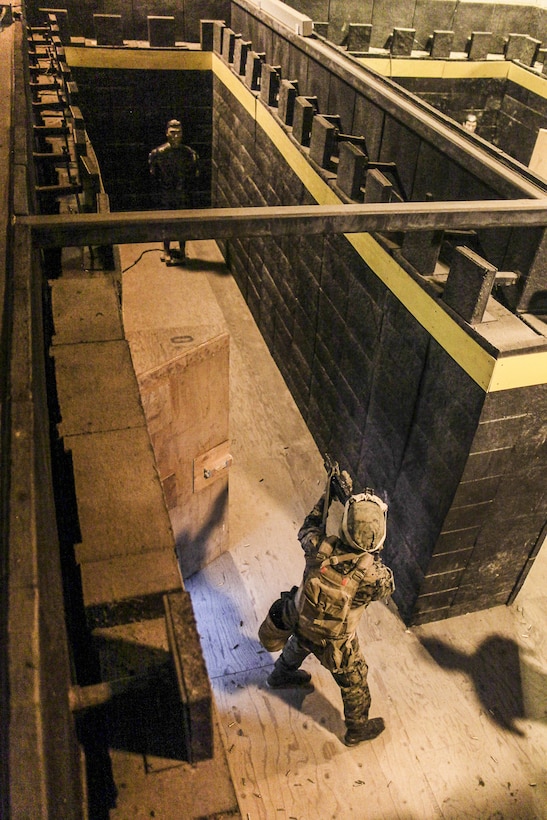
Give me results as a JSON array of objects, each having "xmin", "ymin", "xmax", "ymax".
[{"xmin": 275, "ymin": 631, "xmax": 371, "ymax": 730}]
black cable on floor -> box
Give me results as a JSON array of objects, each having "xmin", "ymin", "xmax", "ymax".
[{"xmin": 122, "ymin": 248, "xmax": 162, "ymax": 273}]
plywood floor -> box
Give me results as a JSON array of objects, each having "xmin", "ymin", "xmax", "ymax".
[{"xmin": 123, "ymin": 239, "xmax": 547, "ymax": 820}]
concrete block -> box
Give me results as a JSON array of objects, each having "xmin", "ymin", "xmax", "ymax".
[
  {"xmin": 233, "ymin": 38, "xmax": 251, "ymax": 75},
  {"xmin": 430, "ymin": 30, "xmax": 453, "ymax": 59},
  {"xmin": 200, "ymin": 19, "xmax": 223, "ymax": 52},
  {"xmin": 364, "ymin": 168, "xmax": 393, "ymax": 203},
  {"xmin": 213, "ymin": 20, "xmax": 225, "ymax": 54},
  {"xmin": 309, "ymin": 114, "xmax": 340, "ymax": 168},
  {"xmin": 467, "ymin": 31, "xmax": 492, "ymax": 60},
  {"xmin": 505, "ymin": 33, "xmax": 541, "ymax": 66},
  {"xmin": 278, "ymin": 79, "xmax": 299, "ymax": 125},
  {"xmin": 260, "ymin": 64, "xmax": 281, "ymax": 106},
  {"xmin": 401, "ymin": 230, "xmax": 444, "ymax": 275},
  {"xmin": 93, "ymin": 14, "xmax": 124, "ymax": 47},
  {"xmin": 70, "ymin": 427, "xmax": 174, "ymax": 565},
  {"xmin": 313, "ymin": 22, "xmax": 329, "ymax": 38},
  {"xmin": 292, "ymin": 95, "xmax": 318, "ymax": 146},
  {"xmin": 442, "ymin": 246, "xmax": 497, "ymax": 324},
  {"xmin": 391, "ymin": 27, "xmax": 415, "ymax": 56},
  {"xmin": 260, "ymin": 63, "xmax": 281, "ymax": 107},
  {"xmin": 50, "ymin": 276, "xmax": 122, "ymax": 344},
  {"xmin": 53, "ymin": 340, "xmax": 144, "ymax": 437},
  {"xmin": 337, "ymin": 141, "xmax": 367, "ymax": 200},
  {"xmin": 347, "ymin": 23, "xmax": 372, "ymax": 54},
  {"xmin": 147, "ymin": 16, "xmax": 175, "ymax": 48},
  {"xmin": 221, "ymin": 27, "xmax": 239, "ymax": 63},
  {"xmin": 244, "ymin": 51, "xmax": 265, "ymax": 91}
]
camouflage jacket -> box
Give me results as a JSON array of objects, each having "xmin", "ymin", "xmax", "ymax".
[{"xmin": 297, "ymin": 495, "xmax": 395, "ymax": 608}]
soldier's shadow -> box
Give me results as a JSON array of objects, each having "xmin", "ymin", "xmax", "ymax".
[
  {"xmin": 420, "ymin": 634, "xmax": 547, "ymax": 735},
  {"xmin": 262, "ymin": 656, "xmax": 347, "ymax": 740}
]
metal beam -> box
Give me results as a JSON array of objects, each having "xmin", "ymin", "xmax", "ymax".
[{"xmin": 19, "ymin": 199, "xmax": 547, "ymax": 248}]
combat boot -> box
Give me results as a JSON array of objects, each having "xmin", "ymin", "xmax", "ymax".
[
  {"xmin": 267, "ymin": 658, "xmax": 312, "ymax": 689},
  {"xmin": 344, "ymin": 716, "xmax": 385, "ymax": 746}
]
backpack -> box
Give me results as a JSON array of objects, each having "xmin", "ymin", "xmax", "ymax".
[{"xmin": 295, "ymin": 537, "xmax": 371, "ymax": 642}]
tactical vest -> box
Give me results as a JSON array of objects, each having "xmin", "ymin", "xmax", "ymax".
[{"xmin": 295, "ymin": 537, "xmax": 370, "ymax": 642}]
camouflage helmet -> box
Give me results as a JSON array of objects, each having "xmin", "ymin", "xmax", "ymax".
[{"xmin": 340, "ymin": 491, "xmax": 387, "ymax": 553}]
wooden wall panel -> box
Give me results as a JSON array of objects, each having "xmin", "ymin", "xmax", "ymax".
[{"xmin": 125, "ymin": 265, "xmax": 231, "ymax": 580}]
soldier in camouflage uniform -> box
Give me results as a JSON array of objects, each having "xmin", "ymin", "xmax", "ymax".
[{"xmin": 264, "ymin": 485, "xmax": 395, "ymax": 746}]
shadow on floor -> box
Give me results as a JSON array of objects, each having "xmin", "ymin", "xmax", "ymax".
[{"xmin": 419, "ymin": 634, "xmax": 547, "ymax": 735}]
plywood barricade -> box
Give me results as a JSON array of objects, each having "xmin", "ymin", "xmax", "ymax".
[{"xmin": 124, "ymin": 259, "xmax": 231, "ymax": 579}]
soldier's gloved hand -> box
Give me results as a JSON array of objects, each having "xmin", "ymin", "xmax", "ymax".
[
  {"xmin": 340, "ymin": 470, "xmax": 353, "ymax": 496},
  {"xmin": 360, "ymin": 552, "xmax": 375, "ymax": 569}
]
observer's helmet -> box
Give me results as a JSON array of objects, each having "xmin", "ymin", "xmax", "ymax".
[{"xmin": 340, "ymin": 491, "xmax": 387, "ymax": 553}]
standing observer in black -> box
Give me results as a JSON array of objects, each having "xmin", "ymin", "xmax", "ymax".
[{"xmin": 148, "ymin": 118, "xmax": 199, "ymax": 266}]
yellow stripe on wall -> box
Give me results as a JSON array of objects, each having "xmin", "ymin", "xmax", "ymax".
[
  {"xmin": 212, "ymin": 55, "xmax": 547, "ymax": 394},
  {"xmin": 356, "ymin": 55, "xmax": 547, "ymax": 102},
  {"xmin": 507, "ymin": 62, "xmax": 547, "ymax": 99},
  {"xmin": 348, "ymin": 233, "xmax": 497, "ymax": 390},
  {"xmin": 357, "ymin": 57, "xmax": 512, "ymax": 80},
  {"xmin": 489, "ymin": 351, "xmax": 547, "ymax": 391},
  {"xmin": 213, "ymin": 58, "xmax": 494, "ymax": 385},
  {"xmin": 64, "ymin": 47, "xmax": 547, "ymax": 394},
  {"xmin": 65, "ymin": 46, "xmax": 212, "ymax": 71}
]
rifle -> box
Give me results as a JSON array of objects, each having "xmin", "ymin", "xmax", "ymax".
[{"xmin": 322, "ymin": 453, "xmax": 354, "ymax": 524}]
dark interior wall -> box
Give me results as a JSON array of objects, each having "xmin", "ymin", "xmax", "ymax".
[
  {"xmin": 445, "ymin": 384, "xmax": 547, "ymax": 616},
  {"xmin": 70, "ymin": 66, "xmax": 212, "ymax": 211},
  {"xmin": 212, "ymin": 6, "xmax": 547, "ymax": 624},
  {"xmin": 396, "ymin": 76, "xmax": 504, "ymax": 147},
  {"xmin": 396, "ymin": 75, "xmax": 547, "ymax": 167},
  {"xmin": 27, "ymin": 0, "xmax": 231, "ymax": 42},
  {"xmin": 26, "ymin": 0, "xmax": 544, "ymax": 52},
  {"xmin": 497, "ymin": 80, "xmax": 547, "ymax": 166},
  {"xmin": 284, "ymin": 0, "xmax": 543, "ymax": 52},
  {"xmin": 231, "ymin": 1, "xmax": 541, "ymax": 283},
  {"xmin": 212, "ymin": 71, "xmax": 492, "ymax": 624}
]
